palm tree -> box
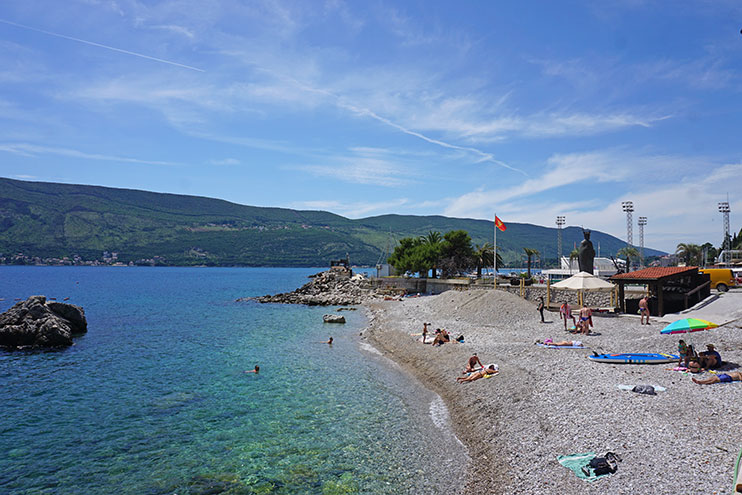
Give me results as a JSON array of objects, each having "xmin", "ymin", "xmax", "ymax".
[
  {"xmin": 420, "ymin": 231, "xmax": 442, "ymax": 278},
  {"xmin": 473, "ymin": 242, "xmax": 503, "ymax": 279},
  {"xmin": 675, "ymin": 243, "xmax": 702, "ymax": 266},
  {"xmin": 617, "ymin": 246, "xmax": 640, "ymax": 271},
  {"xmin": 523, "ymin": 248, "xmax": 539, "ymax": 278}
]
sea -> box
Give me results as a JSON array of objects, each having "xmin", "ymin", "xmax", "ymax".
[{"xmin": 0, "ymin": 267, "xmax": 466, "ymax": 495}]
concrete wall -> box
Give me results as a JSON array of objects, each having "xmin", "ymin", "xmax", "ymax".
[{"xmin": 370, "ymin": 277, "xmax": 632, "ymax": 309}]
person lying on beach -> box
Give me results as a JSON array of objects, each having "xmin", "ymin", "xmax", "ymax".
[
  {"xmin": 245, "ymin": 365, "xmax": 260, "ymax": 374},
  {"xmin": 692, "ymin": 371, "xmax": 742, "ymax": 385},
  {"xmin": 535, "ymin": 339, "xmax": 583, "ymax": 347},
  {"xmin": 457, "ymin": 364, "xmax": 498, "ymax": 383},
  {"xmin": 464, "ymin": 353, "xmax": 484, "ymax": 373}
]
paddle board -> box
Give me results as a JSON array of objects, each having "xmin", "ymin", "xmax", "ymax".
[{"xmin": 588, "ymin": 353, "xmax": 679, "ymax": 364}]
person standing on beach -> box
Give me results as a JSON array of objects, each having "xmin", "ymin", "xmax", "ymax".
[
  {"xmin": 422, "ymin": 322, "xmax": 429, "ymax": 343},
  {"xmin": 560, "ymin": 302, "xmax": 575, "ymax": 330},
  {"xmin": 639, "ymin": 296, "xmax": 650, "ymax": 325},
  {"xmin": 537, "ymin": 297, "xmax": 545, "ymax": 323},
  {"xmin": 578, "ymin": 306, "xmax": 593, "ymax": 334}
]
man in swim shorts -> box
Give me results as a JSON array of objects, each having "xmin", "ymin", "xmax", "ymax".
[
  {"xmin": 578, "ymin": 306, "xmax": 593, "ymax": 334},
  {"xmin": 639, "ymin": 296, "xmax": 650, "ymax": 325},
  {"xmin": 692, "ymin": 371, "xmax": 742, "ymax": 385},
  {"xmin": 464, "ymin": 353, "xmax": 484, "ymax": 373}
]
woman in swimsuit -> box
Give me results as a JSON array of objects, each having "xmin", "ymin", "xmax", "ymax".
[
  {"xmin": 457, "ymin": 364, "xmax": 498, "ymax": 383},
  {"xmin": 536, "ymin": 339, "xmax": 583, "ymax": 347}
]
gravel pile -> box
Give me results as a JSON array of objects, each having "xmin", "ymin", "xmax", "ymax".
[{"xmin": 363, "ymin": 288, "xmax": 742, "ymax": 494}]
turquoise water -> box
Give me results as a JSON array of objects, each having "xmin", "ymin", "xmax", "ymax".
[{"xmin": 0, "ymin": 267, "xmax": 465, "ymax": 494}]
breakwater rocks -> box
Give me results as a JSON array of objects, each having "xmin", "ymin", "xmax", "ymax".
[
  {"xmin": 0, "ymin": 295, "xmax": 87, "ymax": 349},
  {"xmin": 247, "ymin": 270, "xmax": 384, "ymax": 306}
]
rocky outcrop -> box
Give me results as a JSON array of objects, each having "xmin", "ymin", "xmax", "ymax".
[
  {"xmin": 246, "ymin": 270, "xmax": 383, "ymax": 306},
  {"xmin": 0, "ymin": 296, "xmax": 87, "ymax": 349},
  {"xmin": 323, "ymin": 314, "xmax": 346, "ymax": 323}
]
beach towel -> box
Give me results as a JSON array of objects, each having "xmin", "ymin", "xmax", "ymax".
[
  {"xmin": 557, "ymin": 453, "xmax": 602, "ymax": 481},
  {"xmin": 538, "ymin": 343, "xmax": 584, "ymax": 349}
]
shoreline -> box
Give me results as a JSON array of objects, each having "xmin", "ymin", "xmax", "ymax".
[{"xmin": 362, "ymin": 288, "xmax": 742, "ymax": 494}]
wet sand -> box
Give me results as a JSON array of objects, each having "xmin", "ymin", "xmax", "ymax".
[{"xmin": 363, "ymin": 288, "xmax": 742, "ymax": 494}]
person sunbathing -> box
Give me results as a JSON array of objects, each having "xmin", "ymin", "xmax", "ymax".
[
  {"xmin": 457, "ymin": 364, "xmax": 498, "ymax": 383},
  {"xmin": 692, "ymin": 371, "xmax": 742, "ymax": 385},
  {"xmin": 536, "ymin": 339, "xmax": 583, "ymax": 347}
]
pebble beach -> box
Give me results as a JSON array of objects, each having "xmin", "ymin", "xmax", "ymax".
[{"xmin": 363, "ymin": 288, "xmax": 742, "ymax": 494}]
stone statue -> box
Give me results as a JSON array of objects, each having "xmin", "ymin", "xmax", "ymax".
[{"xmin": 578, "ymin": 229, "xmax": 596, "ymax": 274}]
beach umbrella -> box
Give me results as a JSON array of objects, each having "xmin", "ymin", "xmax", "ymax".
[
  {"xmin": 551, "ymin": 271, "xmax": 614, "ymax": 307},
  {"xmin": 660, "ymin": 318, "xmax": 718, "ymax": 335},
  {"xmin": 551, "ymin": 271, "xmax": 614, "ymax": 291}
]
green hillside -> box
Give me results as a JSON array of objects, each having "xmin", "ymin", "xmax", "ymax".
[{"xmin": 0, "ymin": 177, "xmax": 664, "ymax": 266}]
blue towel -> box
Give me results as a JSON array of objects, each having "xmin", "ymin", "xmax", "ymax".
[{"xmin": 557, "ymin": 453, "xmax": 603, "ymax": 481}]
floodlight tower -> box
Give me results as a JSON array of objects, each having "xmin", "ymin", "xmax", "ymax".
[
  {"xmin": 638, "ymin": 216, "xmax": 647, "ymax": 267},
  {"xmin": 621, "ymin": 201, "xmax": 634, "ymax": 247},
  {"xmin": 719, "ymin": 201, "xmax": 731, "ymax": 264},
  {"xmin": 556, "ymin": 216, "xmax": 565, "ymax": 265}
]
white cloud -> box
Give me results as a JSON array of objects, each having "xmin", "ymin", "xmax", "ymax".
[
  {"xmin": 0, "ymin": 142, "xmax": 179, "ymax": 166},
  {"xmin": 208, "ymin": 158, "xmax": 240, "ymax": 166},
  {"xmin": 291, "ymin": 197, "xmax": 410, "ymax": 218},
  {"xmin": 442, "ymin": 151, "xmax": 742, "ymax": 252}
]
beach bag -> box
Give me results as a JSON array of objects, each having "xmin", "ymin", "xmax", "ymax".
[
  {"xmin": 581, "ymin": 452, "xmax": 620, "ymax": 477},
  {"xmin": 631, "ymin": 384, "xmax": 656, "ymax": 395}
]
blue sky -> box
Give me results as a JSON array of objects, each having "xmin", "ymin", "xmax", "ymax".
[{"xmin": 1, "ymin": 1, "xmax": 741, "ymax": 253}]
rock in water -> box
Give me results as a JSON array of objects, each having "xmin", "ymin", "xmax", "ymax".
[
  {"xmin": 0, "ymin": 295, "xmax": 88, "ymax": 349},
  {"xmin": 323, "ymin": 314, "xmax": 346, "ymax": 323}
]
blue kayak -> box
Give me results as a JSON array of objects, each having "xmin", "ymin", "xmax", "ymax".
[{"xmin": 588, "ymin": 353, "xmax": 679, "ymax": 364}]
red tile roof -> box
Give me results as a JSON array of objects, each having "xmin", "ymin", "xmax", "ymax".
[{"xmin": 611, "ymin": 266, "xmax": 698, "ymax": 281}]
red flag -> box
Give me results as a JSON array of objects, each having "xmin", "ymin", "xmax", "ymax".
[{"xmin": 495, "ymin": 215, "xmax": 506, "ymax": 232}]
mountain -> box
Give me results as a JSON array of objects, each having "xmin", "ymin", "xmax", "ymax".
[{"xmin": 0, "ymin": 177, "xmax": 665, "ymax": 266}]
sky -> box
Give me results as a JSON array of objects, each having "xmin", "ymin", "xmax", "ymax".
[{"xmin": 0, "ymin": 1, "xmax": 741, "ymax": 253}]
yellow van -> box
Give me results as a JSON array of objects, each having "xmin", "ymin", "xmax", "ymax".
[{"xmin": 699, "ymin": 268, "xmax": 736, "ymax": 292}]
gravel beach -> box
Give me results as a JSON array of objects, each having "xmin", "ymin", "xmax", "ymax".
[{"xmin": 363, "ymin": 288, "xmax": 742, "ymax": 494}]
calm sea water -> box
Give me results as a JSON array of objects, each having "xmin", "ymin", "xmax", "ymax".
[{"xmin": 0, "ymin": 267, "xmax": 465, "ymax": 495}]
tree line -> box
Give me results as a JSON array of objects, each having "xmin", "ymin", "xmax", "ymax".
[
  {"xmin": 676, "ymin": 227, "xmax": 742, "ymax": 266},
  {"xmin": 387, "ymin": 230, "xmax": 507, "ymax": 278}
]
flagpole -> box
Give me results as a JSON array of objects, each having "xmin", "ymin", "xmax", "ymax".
[{"xmin": 494, "ymin": 213, "xmax": 497, "ymax": 278}]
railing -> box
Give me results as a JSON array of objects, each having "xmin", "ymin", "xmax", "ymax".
[{"xmin": 684, "ymin": 281, "xmax": 710, "ymax": 309}]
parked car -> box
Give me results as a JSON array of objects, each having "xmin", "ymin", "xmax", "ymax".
[{"xmin": 699, "ymin": 268, "xmax": 737, "ymax": 292}]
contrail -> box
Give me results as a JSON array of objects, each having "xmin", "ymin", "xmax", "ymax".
[
  {"xmin": 0, "ymin": 18, "xmax": 204, "ymax": 72},
  {"xmin": 256, "ymin": 67, "xmax": 528, "ymax": 176}
]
